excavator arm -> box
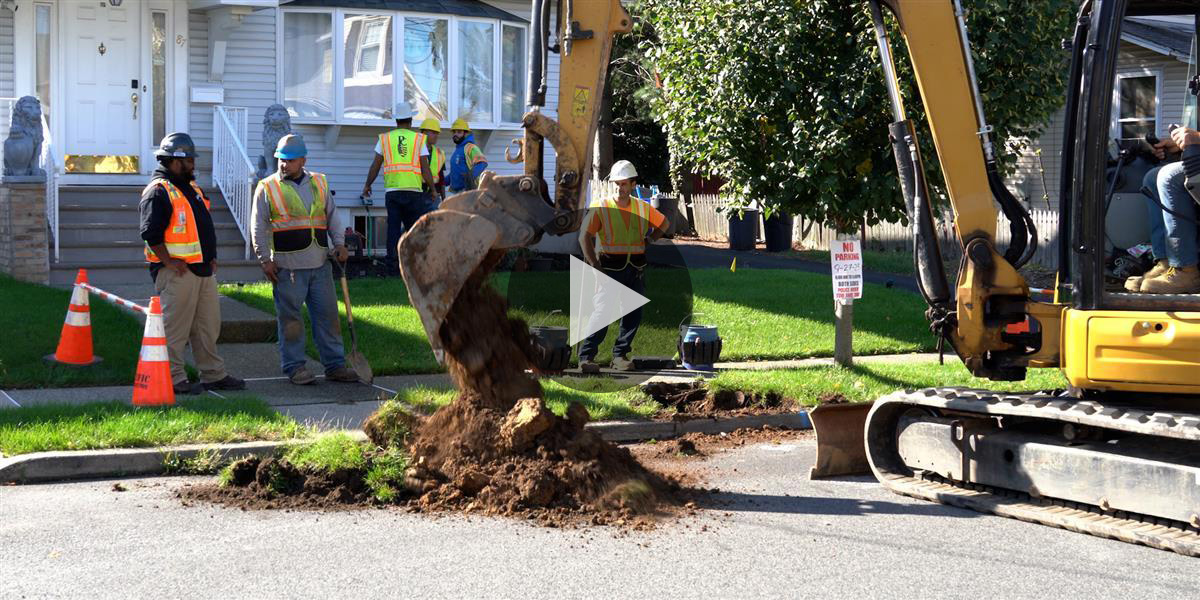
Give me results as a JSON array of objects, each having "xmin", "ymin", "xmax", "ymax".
[{"xmin": 399, "ymin": 0, "xmax": 631, "ymax": 360}]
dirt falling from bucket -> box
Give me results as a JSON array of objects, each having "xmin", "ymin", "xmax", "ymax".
[{"xmin": 406, "ymin": 251, "xmax": 678, "ymax": 526}]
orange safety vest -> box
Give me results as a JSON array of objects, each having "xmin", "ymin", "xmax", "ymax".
[
  {"xmin": 257, "ymin": 171, "xmax": 331, "ymax": 254},
  {"xmin": 380, "ymin": 129, "xmax": 425, "ymax": 191},
  {"xmin": 144, "ymin": 180, "xmax": 211, "ymax": 264},
  {"xmin": 595, "ymin": 197, "xmax": 652, "ymax": 255}
]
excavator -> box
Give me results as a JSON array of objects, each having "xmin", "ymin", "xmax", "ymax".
[{"xmin": 397, "ymin": 0, "xmax": 1200, "ymax": 556}]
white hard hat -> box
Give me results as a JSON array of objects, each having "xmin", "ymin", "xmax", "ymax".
[
  {"xmin": 608, "ymin": 160, "xmax": 638, "ymax": 181},
  {"xmin": 392, "ymin": 101, "xmax": 415, "ymax": 120}
]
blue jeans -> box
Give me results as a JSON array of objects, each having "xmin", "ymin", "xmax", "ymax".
[
  {"xmin": 385, "ymin": 190, "xmax": 430, "ymax": 262},
  {"xmin": 1142, "ymin": 163, "xmax": 1198, "ymax": 267},
  {"xmin": 578, "ymin": 263, "xmax": 645, "ymax": 361},
  {"xmin": 273, "ymin": 262, "xmax": 346, "ymax": 376}
]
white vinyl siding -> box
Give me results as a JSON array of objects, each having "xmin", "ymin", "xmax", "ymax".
[
  {"xmin": 0, "ymin": 8, "xmax": 14, "ymax": 99},
  {"xmin": 188, "ymin": 4, "xmax": 559, "ymax": 209}
]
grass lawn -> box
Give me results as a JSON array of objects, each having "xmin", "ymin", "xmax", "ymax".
[
  {"xmin": 793, "ymin": 248, "xmax": 915, "ymax": 275},
  {"xmin": 0, "ymin": 275, "xmax": 144, "ymax": 389},
  {"xmin": 396, "ymin": 377, "xmax": 657, "ymax": 422},
  {"xmin": 0, "ymin": 396, "xmax": 311, "ymax": 456},
  {"xmin": 223, "ymin": 267, "xmax": 934, "ymax": 376}
]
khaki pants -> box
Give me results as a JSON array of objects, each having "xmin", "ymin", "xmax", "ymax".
[{"xmin": 154, "ymin": 268, "xmax": 227, "ymax": 385}]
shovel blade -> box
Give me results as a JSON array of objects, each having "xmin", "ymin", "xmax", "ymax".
[
  {"xmin": 809, "ymin": 401, "xmax": 872, "ymax": 479},
  {"xmin": 348, "ymin": 349, "xmax": 373, "ymax": 385}
]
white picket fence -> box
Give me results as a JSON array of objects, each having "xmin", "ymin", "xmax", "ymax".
[{"xmin": 684, "ymin": 192, "xmax": 1061, "ymax": 269}]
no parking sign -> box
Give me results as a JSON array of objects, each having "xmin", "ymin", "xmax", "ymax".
[{"xmin": 831, "ymin": 240, "xmax": 863, "ymax": 304}]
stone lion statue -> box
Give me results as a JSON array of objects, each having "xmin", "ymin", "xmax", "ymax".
[
  {"xmin": 4, "ymin": 96, "xmax": 45, "ymax": 178},
  {"xmin": 257, "ymin": 103, "xmax": 292, "ymax": 179}
]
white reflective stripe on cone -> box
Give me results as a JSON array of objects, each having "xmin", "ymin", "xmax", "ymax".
[
  {"xmin": 140, "ymin": 344, "xmax": 169, "ymax": 362},
  {"xmin": 143, "ymin": 315, "xmax": 166, "ymax": 338},
  {"xmin": 70, "ymin": 285, "xmax": 89, "ymax": 306},
  {"xmin": 64, "ymin": 310, "xmax": 91, "ymax": 326}
]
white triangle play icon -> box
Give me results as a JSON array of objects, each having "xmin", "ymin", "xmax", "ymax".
[{"xmin": 569, "ymin": 255, "xmax": 651, "ymax": 346}]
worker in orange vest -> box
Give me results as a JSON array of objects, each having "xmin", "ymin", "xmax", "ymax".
[
  {"xmin": 138, "ymin": 132, "xmax": 245, "ymax": 395},
  {"xmin": 578, "ymin": 160, "xmax": 670, "ymax": 372}
]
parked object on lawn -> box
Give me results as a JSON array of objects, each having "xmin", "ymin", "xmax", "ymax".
[
  {"xmin": 727, "ymin": 208, "xmax": 760, "ymax": 251},
  {"xmin": 678, "ymin": 321, "xmax": 721, "ymax": 370},
  {"xmin": 529, "ymin": 325, "xmax": 571, "ymax": 372},
  {"xmin": 764, "ymin": 211, "xmax": 793, "ymax": 252},
  {"xmin": 45, "ymin": 269, "xmax": 101, "ymax": 366}
]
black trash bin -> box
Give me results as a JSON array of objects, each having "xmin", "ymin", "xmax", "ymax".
[
  {"xmin": 728, "ymin": 209, "xmax": 760, "ymax": 251},
  {"xmin": 764, "ymin": 212, "xmax": 792, "ymax": 252},
  {"xmin": 529, "ymin": 326, "xmax": 572, "ymax": 372}
]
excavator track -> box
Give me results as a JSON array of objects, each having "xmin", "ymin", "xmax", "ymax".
[{"xmin": 865, "ymin": 388, "xmax": 1200, "ymax": 557}]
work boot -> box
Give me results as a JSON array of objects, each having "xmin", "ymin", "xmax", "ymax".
[
  {"xmin": 1125, "ymin": 259, "xmax": 1169, "ymax": 292},
  {"xmin": 203, "ymin": 375, "xmax": 246, "ymax": 391},
  {"xmin": 1140, "ymin": 265, "xmax": 1200, "ymax": 294},
  {"xmin": 611, "ymin": 355, "xmax": 636, "ymax": 371},
  {"xmin": 288, "ymin": 367, "xmax": 317, "ymax": 385},
  {"xmin": 173, "ymin": 380, "xmax": 202, "ymax": 395},
  {"xmin": 579, "ymin": 358, "xmax": 601, "ymax": 374},
  {"xmin": 325, "ymin": 366, "xmax": 360, "ymax": 383}
]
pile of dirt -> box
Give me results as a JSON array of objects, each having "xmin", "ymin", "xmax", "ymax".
[
  {"xmin": 405, "ymin": 253, "xmax": 679, "ymax": 526},
  {"xmin": 641, "ymin": 381, "xmax": 794, "ymax": 418},
  {"xmin": 178, "ymin": 455, "xmax": 377, "ymax": 511}
]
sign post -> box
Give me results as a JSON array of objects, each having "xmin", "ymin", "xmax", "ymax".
[{"xmin": 831, "ymin": 239, "xmax": 863, "ymax": 367}]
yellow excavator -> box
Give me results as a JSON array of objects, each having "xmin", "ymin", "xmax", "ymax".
[{"xmin": 398, "ymin": 0, "xmax": 1200, "ymax": 555}]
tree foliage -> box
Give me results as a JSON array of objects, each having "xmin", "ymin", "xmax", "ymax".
[
  {"xmin": 641, "ymin": 0, "xmax": 1076, "ymax": 230},
  {"xmin": 609, "ymin": 13, "xmax": 671, "ymax": 188}
]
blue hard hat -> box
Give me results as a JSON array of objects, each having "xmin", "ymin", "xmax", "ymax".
[{"xmin": 274, "ymin": 134, "xmax": 307, "ymax": 159}]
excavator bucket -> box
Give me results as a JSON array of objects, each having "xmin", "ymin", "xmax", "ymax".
[
  {"xmin": 808, "ymin": 401, "xmax": 873, "ymax": 479},
  {"xmin": 398, "ymin": 209, "xmax": 501, "ymax": 360}
]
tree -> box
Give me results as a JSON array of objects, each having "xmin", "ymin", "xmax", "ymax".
[{"xmin": 640, "ymin": 0, "xmax": 1076, "ymax": 230}]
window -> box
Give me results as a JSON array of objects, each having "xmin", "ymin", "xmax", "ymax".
[
  {"xmin": 35, "ymin": 4, "xmax": 51, "ymax": 122},
  {"xmin": 283, "ymin": 12, "xmax": 335, "ymax": 119},
  {"xmin": 281, "ymin": 8, "xmax": 527, "ymax": 127},
  {"xmin": 1115, "ymin": 74, "xmax": 1158, "ymax": 139},
  {"xmin": 151, "ymin": 11, "xmax": 167, "ymax": 144},
  {"xmin": 501, "ymin": 24, "xmax": 527, "ymax": 122},
  {"xmin": 343, "ymin": 14, "xmax": 393, "ymax": 120},
  {"xmin": 404, "ymin": 17, "xmax": 449, "ymax": 120}
]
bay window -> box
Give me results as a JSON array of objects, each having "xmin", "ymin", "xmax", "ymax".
[{"xmin": 281, "ymin": 8, "xmax": 528, "ymax": 128}]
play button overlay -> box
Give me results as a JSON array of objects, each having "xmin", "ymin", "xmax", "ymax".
[
  {"xmin": 500, "ymin": 206, "xmax": 695, "ymax": 392},
  {"xmin": 568, "ymin": 255, "xmax": 650, "ymax": 345}
]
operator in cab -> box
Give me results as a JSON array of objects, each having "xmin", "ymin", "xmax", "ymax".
[{"xmin": 577, "ymin": 160, "xmax": 669, "ymax": 373}]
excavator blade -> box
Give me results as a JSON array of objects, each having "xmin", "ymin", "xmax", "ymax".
[
  {"xmin": 809, "ymin": 401, "xmax": 873, "ymax": 479},
  {"xmin": 398, "ymin": 209, "xmax": 501, "ymax": 360}
]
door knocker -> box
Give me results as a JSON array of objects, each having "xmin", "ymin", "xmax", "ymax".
[{"xmin": 98, "ymin": 42, "xmax": 106, "ymax": 56}]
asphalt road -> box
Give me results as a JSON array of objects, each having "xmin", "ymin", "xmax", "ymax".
[{"xmin": 2, "ymin": 439, "xmax": 1195, "ymax": 599}]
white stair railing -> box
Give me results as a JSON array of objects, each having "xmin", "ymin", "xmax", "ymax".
[
  {"xmin": 212, "ymin": 105, "xmax": 254, "ymax": 259},
  {"xmin": 41, "ymin": 112, "xmax": 59, "ymax": 262}
]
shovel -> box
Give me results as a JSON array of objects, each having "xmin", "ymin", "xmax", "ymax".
[{"xmin": 334, "ymin": 259, "xmax": 373, "ymax": 384}]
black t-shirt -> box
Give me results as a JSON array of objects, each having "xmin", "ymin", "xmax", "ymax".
[{"xmin": 138, "ymin": 167, "xmax": 217, "ymax": 280}]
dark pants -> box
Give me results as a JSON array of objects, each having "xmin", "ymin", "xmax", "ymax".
[
  {"xmin": 385, "ymin": 190, "xmax": 429, "ymax": 263},
  {"xmin": 579, "ymin": 262, "xmax": 645, "ymax": 361}
]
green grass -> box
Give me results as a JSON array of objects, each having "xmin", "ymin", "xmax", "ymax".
[
  {"xmin": 0, "ymin": 396, "xmax": 311, "ymax": 456},
  {"xmin": 395, "ymin": 378, "xmax": 657, "ymax": 421},
  {"xmin": 793, "ymin": 248, "xmax": 916, "ymax": 275},
  {"xmin": 282, "ymin": 432, "xmax": 366, "ymax": 471},
  {"xmin": 0, "ymin": 274, "xmax": 144, "ymax": 388},
  {"xmin": 707, "ymin": 363, "xmax": 1068, "ymax": 406},
  {"xmin": 365, "ymin": 446, "xmax": 409, "ymax": 503},
  {"xmin": 223, "ymin": 267, "xmax": 933, "ymax": 376}
]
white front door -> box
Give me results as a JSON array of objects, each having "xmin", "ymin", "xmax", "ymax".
[{"xmin": 63, "ymin": 1, "xmax": 143, "ymax": 171}]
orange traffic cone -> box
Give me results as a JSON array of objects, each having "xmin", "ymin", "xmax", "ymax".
[
  {"xmin": 45, "ymin": 269, "xmax": 102, "ymax": 366},
  {"xmin": 132, "ymin": 296, "xmax": 175, "ymax": 406}
]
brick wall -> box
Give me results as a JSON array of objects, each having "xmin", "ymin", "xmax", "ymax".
[{"xmin": 0, "ymin": 182, "xmax": 48, "ymax": 285}]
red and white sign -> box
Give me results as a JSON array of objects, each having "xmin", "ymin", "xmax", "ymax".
[{"xmin": 831, "ymin": 240, "xmax": 863, "ymax": 303}]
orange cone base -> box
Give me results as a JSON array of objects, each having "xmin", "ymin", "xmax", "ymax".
[
  {"xmin": 43, "ymin": 353, "xmax": 104, "ymax": 367},
  {"xmin": 132, "ymin": 362, "xmax": 175, "ymax": 406}
]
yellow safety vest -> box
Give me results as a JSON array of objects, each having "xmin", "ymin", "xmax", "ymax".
[
  {"xmin": 257, "ymin": 171, "xmax": 331, "ymax": 254},
  {"xmin": 144, "ymin": 180, "xmax": 211, "ymax": 264},
  {"xmin": 380, "ymin": 129, "xmax": 425, "ymax": 191},
  {"xmin": 595, "ymin": 197, "xmax": 651, "ymax": 255},
  {"xmin": 429, "ymin": 146, "xmax": 446, "ymax": 183}
]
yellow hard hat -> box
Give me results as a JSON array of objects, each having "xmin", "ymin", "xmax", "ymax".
[
  {"xmin": 419, "ymin": 118, "xmax": 441, "ymax": 133},
  {"xmin": 451, "ymin": 118, "xmax": 471, "ymax": 132}
]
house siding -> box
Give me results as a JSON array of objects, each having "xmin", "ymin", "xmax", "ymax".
[
  {"xmin": 1007, "ymin": 40, "xmax": 1190, "ymax": 210},
  {"xmin": 0, "ymin": 8, "xmax": 13, "ymax": 99},
  {"xmin": 188, "ymin": 2, "xmax": 559, "ymax": 209}
]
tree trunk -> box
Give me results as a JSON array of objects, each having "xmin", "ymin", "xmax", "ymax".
[{"xmin": 593, "ymin": 73, "xmax": 615, "ymax": 181}]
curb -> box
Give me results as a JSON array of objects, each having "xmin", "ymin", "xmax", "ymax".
[{"xmin": 0, "ymin": 414, "xmax": 809, "ymax": 485}]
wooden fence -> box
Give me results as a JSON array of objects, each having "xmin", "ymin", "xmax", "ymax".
[{"xmin": 683, "ymin": 193, "xmax": 1061, "ymax": 269}]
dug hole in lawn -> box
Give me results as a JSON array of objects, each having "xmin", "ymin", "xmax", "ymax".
[{"xmin": 201, "ymin": 251, "xmax": 682, "ymax": 527}]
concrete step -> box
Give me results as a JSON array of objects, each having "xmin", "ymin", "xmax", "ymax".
[
  {"xmin": 57, "ymin": 239, "xmax": 249, "ymax": 263},
  {"xmin": 58, "ymin": 201, "xmax": 237, "ymax": 225},
  {"xmin": 49, "ymin": 259, "xmax": 265, "ymax": 287},
  {"xmin": 58, "ymin": 222, "xmax": 244, "ymax": 245}
]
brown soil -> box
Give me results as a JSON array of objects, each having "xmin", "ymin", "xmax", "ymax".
[
  {"xmin": 177, "ymin": 455, "xmax": 377, "ymax": 511},
  {"xmin": 184, "ymin": 251, "xmax": 683, "ymax": 528},
  {"xmin": 641, "ymin": 381, "xmax": 797, "ymax": 419}
]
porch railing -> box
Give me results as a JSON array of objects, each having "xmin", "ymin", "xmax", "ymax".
[
  {"xmin": 42, "ymin": 112, "xmax": 59, "ymax": 262},
  {"xmin": 212, "ymin": 105, "xmax": 254, "ymax": 259}
]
